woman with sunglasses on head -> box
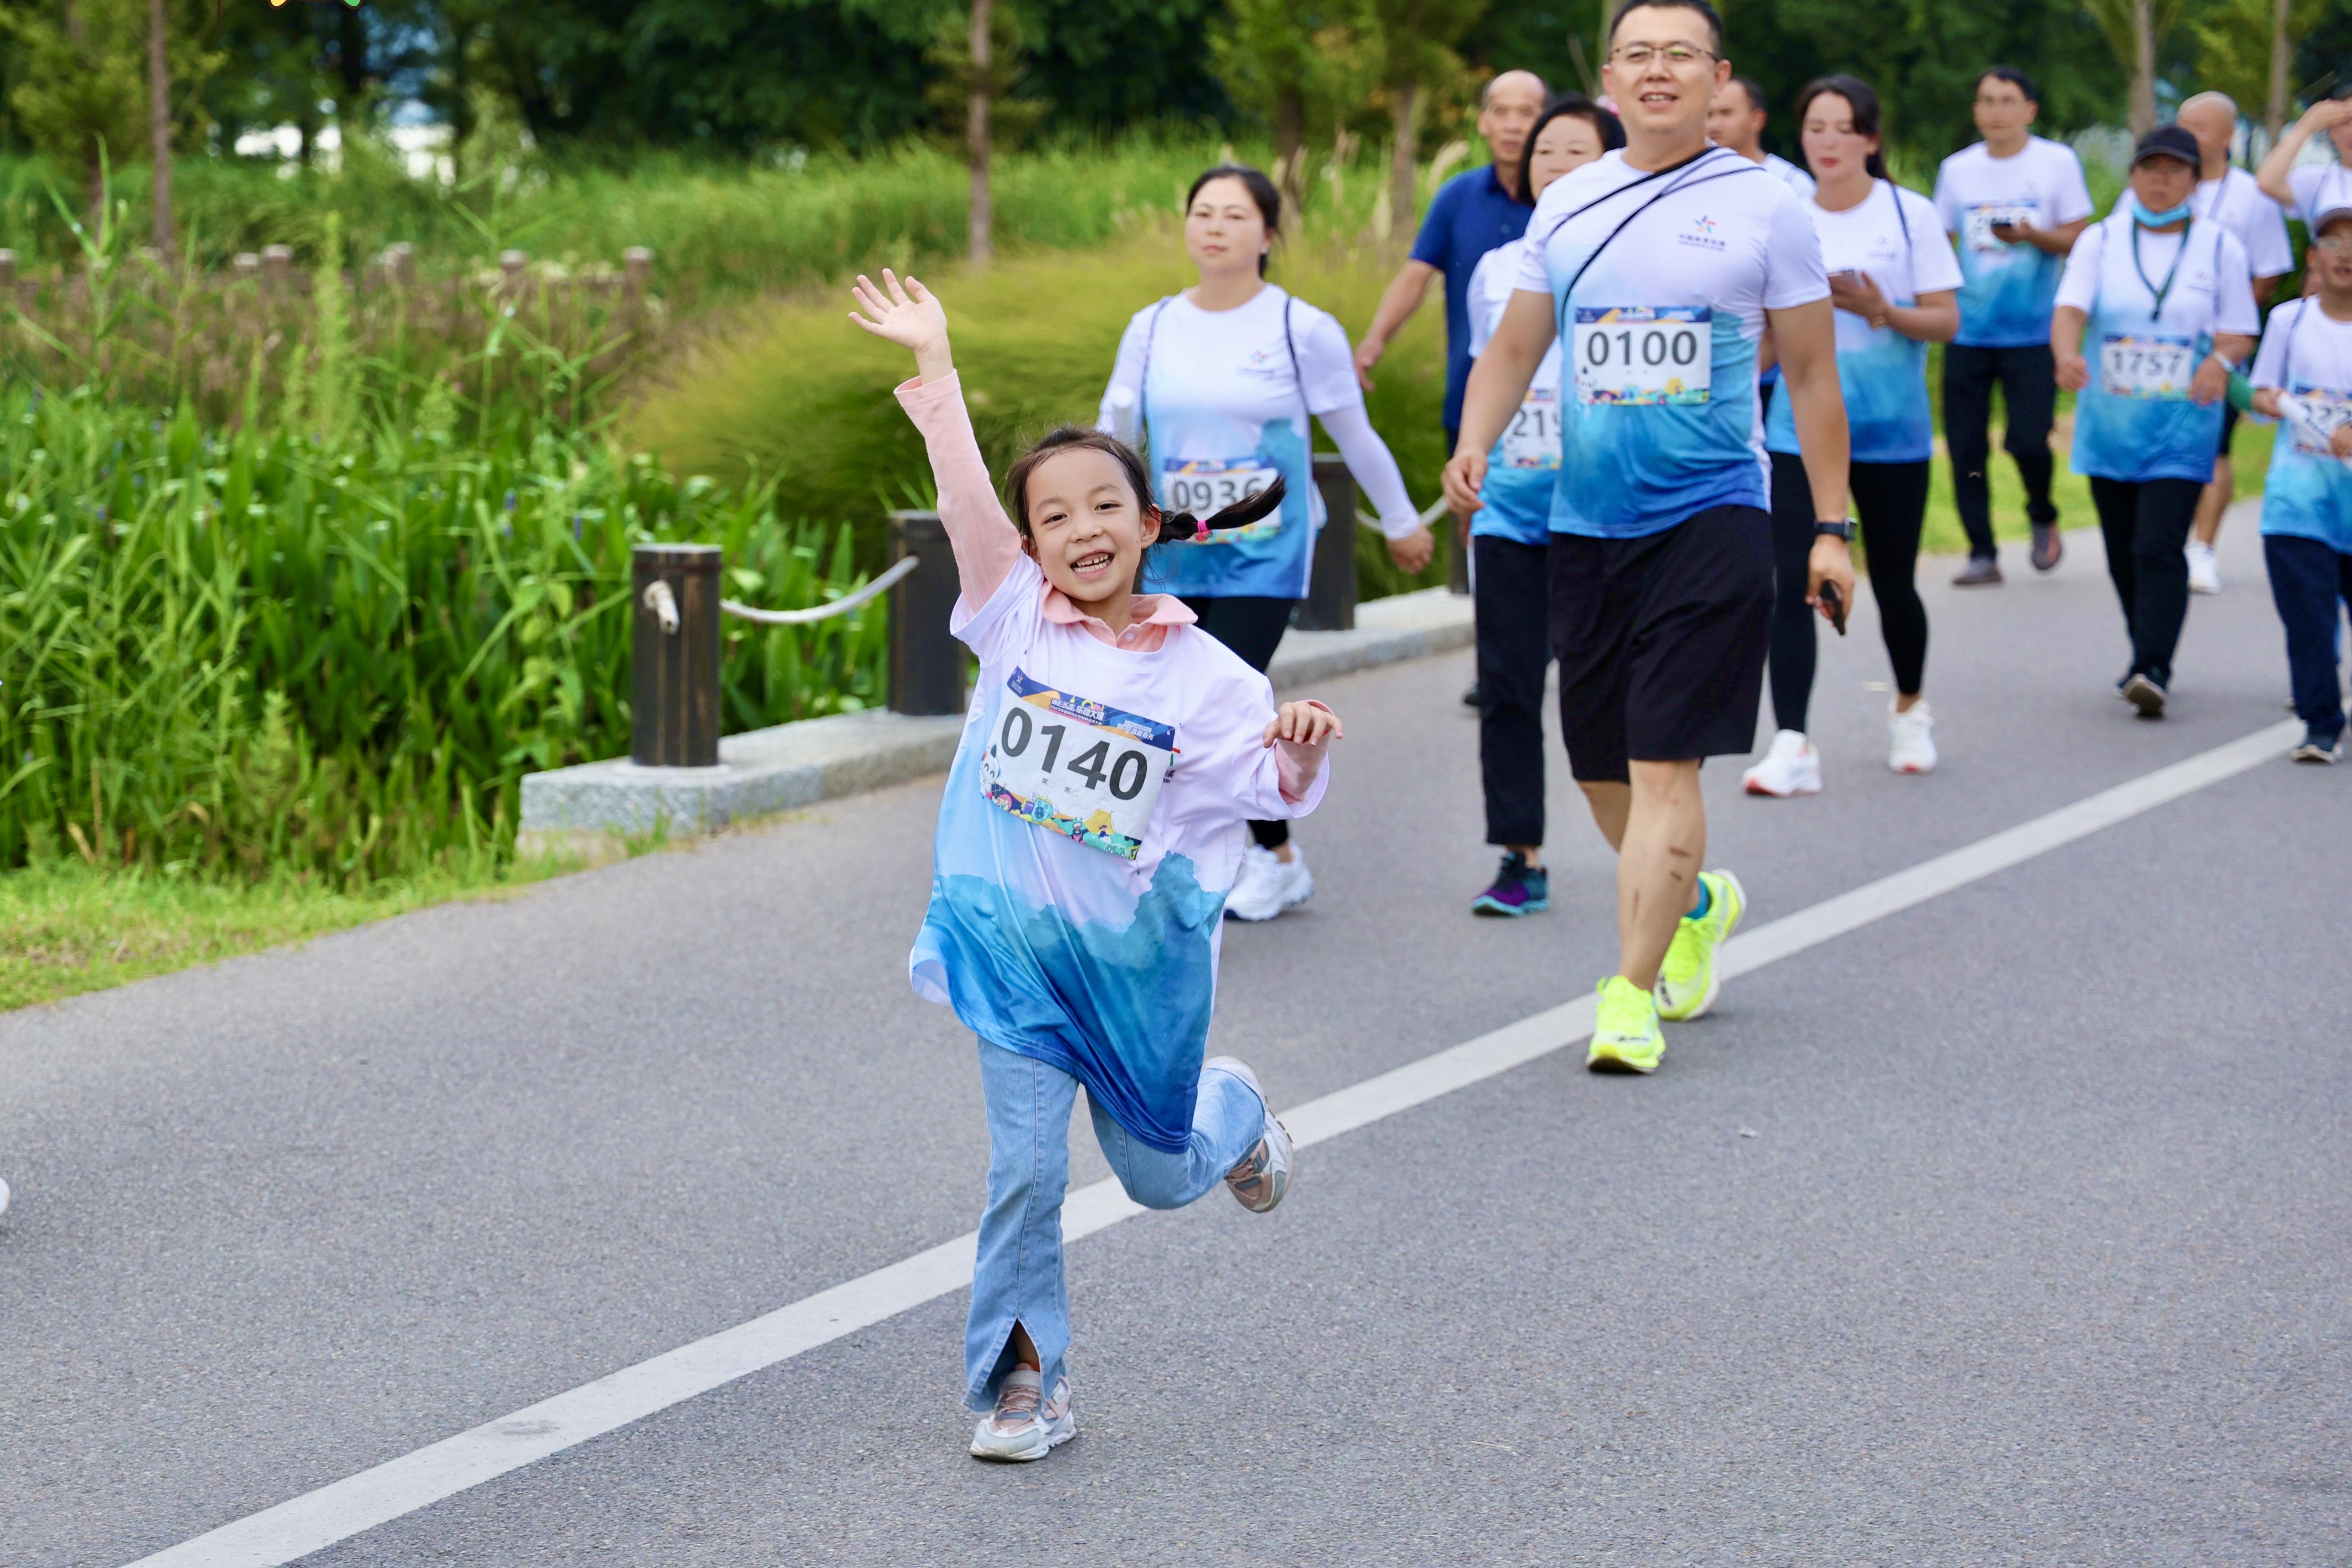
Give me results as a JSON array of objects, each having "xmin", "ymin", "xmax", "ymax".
[
  {"xmin": 1100, "ymin": 165, "xmax": 1426, "ymax": 923},
  {"xmin": 1744, "ymin": 73, "xmax": 1963, "ymax": 796},
  {"xmin": 2053, "ymin": 125, "xmax": 2260, "ymax": 718},
  {"xmin": 1456, "ymin": 94, "xmax": 1622, "ymax": 915}
]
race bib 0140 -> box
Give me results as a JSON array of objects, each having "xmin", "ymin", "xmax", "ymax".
[
  {"xmin": 1160, "ymin": 457, "xmax": 1284, "ymax": 543},
  {"xmin": 980, "ymin": 670, "xmax": 1176, "ymax": 861},
  {"xmin": 1964, "ymin": 202, "xmax": 2037, "ymax": 253},
  {"xmin": 2100, "ymin": 334, "xmax": 2197, "ymax": 400},
  {"xmin": 1573, "ymin": 307, "xmax": 1711, "ymax": 406},
  {"xmin": 1500, "ymin": 386, "xmax": 1562, "ymax": 469}
]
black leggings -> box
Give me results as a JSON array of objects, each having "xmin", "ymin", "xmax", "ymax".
[
  {"xmin": 1180, "ymin": 594, "xmax": 1295, "ymax": 849},
  {"xmin": 2089, "ymin": 477, "xmax": 2203, "ymax": 686},
  {"xmin": 1767, "ymin": 452, "xmax": 1930, "ymax": 734}
]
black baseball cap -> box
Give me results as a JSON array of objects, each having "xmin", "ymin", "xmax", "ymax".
[{"xmin": 2131, "ymin": 125, "xmax": 2201, "ymax": 170}]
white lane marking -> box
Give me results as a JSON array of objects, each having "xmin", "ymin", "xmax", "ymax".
[{"xmin": 125, "ymin": 718, "xmax": 2302, "ymax": 1568}]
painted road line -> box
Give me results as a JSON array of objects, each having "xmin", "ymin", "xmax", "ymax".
[{"xmin": 124, "ymin": 718, "xmax": 2303, "ymax": 1568}]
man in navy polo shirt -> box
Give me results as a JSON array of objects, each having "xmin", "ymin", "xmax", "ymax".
[{"xmin": 1354, "ymin": 68, "xmax": 1550, "ymax": 451}]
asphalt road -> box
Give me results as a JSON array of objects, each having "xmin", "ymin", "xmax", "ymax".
[{"xmin": 4, "ymin": 512, "xmax": 2348, "ymax": 1567}]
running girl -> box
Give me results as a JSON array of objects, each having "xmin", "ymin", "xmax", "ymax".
[
  {"xmin": 848, "ymin": 268, "xmax": 1342, "ymax": 1462},
  {"xmin": 1100, "ymin": 164, "xmax": 1420, "ymax": 923}
]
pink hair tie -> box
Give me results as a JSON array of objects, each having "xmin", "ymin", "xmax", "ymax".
[{"xmin": 1193, "ymin": 517, "xmax": 1210, "ymax": 542}]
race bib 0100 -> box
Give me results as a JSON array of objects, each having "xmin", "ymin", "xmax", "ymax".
[
  {"xmin": 2289, "ymin": 387, "xmax": 2352, "ymax": 456},
  {"xmin": 1159, "ymin": 457, "xmax": 1284, "ymax": 543},
  {"xmin": 1964, "ymin": 202, "xmax": 2037, "ymax": 253},
  {"xmin": 980, "ymin": 669, "xmax": 1176, "ymax": 861},
  {"xmin": 2100, "ymin": 334, "xmax": 2197, "ymax": 400},
  {"xmin": 1573, "ymin": 307, "xmax": 1711, "ymax": 406},
  {"xmin": 1500, "ymin": 386, "xmax": 1562, "ymax": 469}
]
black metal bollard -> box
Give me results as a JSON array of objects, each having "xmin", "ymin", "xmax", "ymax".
[
  {"xmin": 888, "ymin": 510, "xmax": 966, "ymax": 715},
  {"xmin": 1294, "ymin": 452, "xmax": 1357, "ymax": 632},
  {"xmin": 630, "ymin": 544, "xmax": 723, "ymax": 767}
]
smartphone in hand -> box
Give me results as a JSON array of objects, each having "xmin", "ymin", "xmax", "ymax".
[{"xmin": 1820, "ymin": 581, "xmax": 1849, "ymax": 636}]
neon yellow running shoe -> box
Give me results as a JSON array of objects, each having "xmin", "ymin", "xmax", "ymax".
[
  {"xmin": 1588, "ymin": 975, "xmax": 1665, "ymax": 1074},
  {"xmin": 1654, "ymin": 868, "xmax": 1746, "ymax": 1022}
]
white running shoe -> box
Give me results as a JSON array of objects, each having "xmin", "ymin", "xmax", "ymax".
[
  {"xmin": 1741, "ymin": 730, "xmax": 1822, "ymax": 797},
  {"xmin": 969, "ymin": 1367, "xmax": 1076, "ymax": 1462},
  {"xmin": 1888, "ymin": 701, "xmax": 1938, "ymax": 774},
  {"xmin": 1223, "ymin": 842, "xmax": 1313, "ymax": 921},
  {"xmin": 1205, "ymin": 1056, "xmax": 1292, "ymax": 1213},
  {"xmin": 0, "ymin": 1175, "xmax": 9, "ymax": 1219},
  {"xmin": 2186, "ymin": 541, "xmax": 2222, "ymax": 595}
]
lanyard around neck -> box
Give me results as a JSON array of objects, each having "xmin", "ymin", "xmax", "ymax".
[{"xmin": 2129, "ymin": 217, "xmax": 2191, "ymax": 321}]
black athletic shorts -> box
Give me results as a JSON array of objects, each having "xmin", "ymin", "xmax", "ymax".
[
  {"xmin": 2218, "ymin": 399, "xmax": 2242, "ymax": 457},
  {"xmin": 1548, "ymin": 503, "xmax": 1775, "ymax": 782}
]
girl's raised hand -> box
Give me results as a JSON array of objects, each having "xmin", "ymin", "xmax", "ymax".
[
  {"xmin": 1262, "ymin": 700, "xmax": 1343, "ymax": 752},
  {"xmin": 849, "ymin": 270, "xmax": 953, "ymax": 380}
]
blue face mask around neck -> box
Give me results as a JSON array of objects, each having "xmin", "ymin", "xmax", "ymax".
[{"xmin": 2135, "ymin": 197, "xmax": 2193, "ymax": 228}]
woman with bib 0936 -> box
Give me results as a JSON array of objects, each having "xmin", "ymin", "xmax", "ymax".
[
  {"xmin": 1457, "ymin": 93, "xmax": 1622, "ymax": 918},
  {"xmin": 850, "ymin": 268, "xmax": 1344, "ymax": 1464},
  {"xmin": 2053, "ymin": 125, "xmax": 2259, "ymax": 719},
  {"xmin": 1745, "ymin": 73, "xmax": 1963, "ymax": 798},
  {"xmin": 1100, "ymin": 165, "xmax": 1425, "ymax": 924}
]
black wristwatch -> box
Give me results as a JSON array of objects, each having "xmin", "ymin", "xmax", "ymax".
[{"xmin": 1814, "ymin": 519, "xmax": 1855, "ymax": 542}]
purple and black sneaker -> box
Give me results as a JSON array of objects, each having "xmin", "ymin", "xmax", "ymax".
[{"xmin": 1471, "ymin": 852, "xmax": 1549, "ymax": 917}]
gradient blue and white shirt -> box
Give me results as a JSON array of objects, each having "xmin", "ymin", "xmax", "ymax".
[
  {"xmin": 2055, "ymin": 210, "xmax": 2258, "ymax": 483},
  {"xmin": 1767, "ymin": 181, "xmax": 1962, "ymax": 465},
  {"xmin": 2250, "ymin": 298, "xmax": 2352, "ymax": 552},
  {"xmin": 1102, "ymin": 287, "xmax": 1360, "ymax": 600},
  {"xmin": 1465, "ymin": 237, "xmax": 1564, "ymax": 545},
  {"xmin": 1933, "ymin": 136, "xmax": 2095, "ymax": 348},
  {"xmin": 1513, "ymin": 146, "xmax": 1829, "ymax": 537}
]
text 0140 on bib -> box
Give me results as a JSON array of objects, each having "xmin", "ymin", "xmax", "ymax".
[{"xmin": 981, "ymin": 669, "xmax": 1176, "ymax": 861}]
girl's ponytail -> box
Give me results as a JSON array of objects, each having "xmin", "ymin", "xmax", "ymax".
[{"xmin": 1152, "ymin": 474, "xmax": 1287, "ymax": 544}]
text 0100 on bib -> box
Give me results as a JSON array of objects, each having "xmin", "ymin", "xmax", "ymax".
[
  {"xmin": 1573, "ymin": 307, "xmax": 1711, "ymax": 406},
  {"xmin": 1501, "ymin": 386, "xmax": 1562, "ymax": 469},
  {"xmin": 2100, "ymin": 333, "xmax": 2196, "ymax": 400},
  {"xmin": 981, "ymin": 669, "xmax": 1176, "ymax": 861},
  {"xmin": 1160, "ymin": 456, "xmax": 1284, "ymax": 543}
]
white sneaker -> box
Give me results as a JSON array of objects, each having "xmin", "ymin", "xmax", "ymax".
[
  {"xmin": 1205, "ymin": 1056, "xmax": 1292, "ymax": 1213},
  {"xmin": 2186, "ymin": 541, "xmax": 2222, "ymax": 595},
  {"xmin": 1223, "ymin": 842, "xmax": 1312, "ymax": 921},
  {"xmin": 1741, "ymin": 729, "xmax": 1822, "ymax": 797},
  {"xmin": 969, "ymin": 1367, "xmax": 1075, "ymax": 1461},
  {"xmin": 1888, "ymin": 701, "xmax": 1937, "ymax": 774},
  {"xmin": 0, "ymin": 1175, "xmax": 9, "ymax": 1218}
]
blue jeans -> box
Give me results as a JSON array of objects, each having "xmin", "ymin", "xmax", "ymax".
[{"xmin": 965, "ymin": 1038, "xmax": 1267, "ymax": 1411}]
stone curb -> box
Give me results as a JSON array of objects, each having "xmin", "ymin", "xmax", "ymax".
[{"xmin": 517, "ymin": 586, "xmax": 1473, "ymax": 858}]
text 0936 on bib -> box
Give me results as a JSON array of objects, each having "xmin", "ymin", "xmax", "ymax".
[
  {"xmin": 981, "ymin": 669, "xmax": 1176, "ymax": 861},
  {"xmin": 1573, "ymin": 307, "xmax": 1711, "ymax": 406},
  {"xmin": 1159, "ymin": 456, "xmax": 1285, "ymax": 543}
]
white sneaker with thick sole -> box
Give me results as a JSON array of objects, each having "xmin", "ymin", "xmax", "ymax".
[
  {"xmin": 0, "ymin": 1175, "xmax": 10, "ymax": 1219},
  {"xmin": 2186, "ymin": 541, "xmax": 2222, "ymax": 595},
  {"xmin": 1223, "ymin": 842, "xmax": 1312, "ymax": 921},
  {"xmin": 1205, "ymin": 1056, "xmax": 1292, "ymax": 1213},
  {"xmin": 969, "ymin": 1367, "xmax": 1075, "ymax": 1462},
  {"xmin": 1888, "ymin": 701, "xmax": 1937, "ymax": 774},
  {"xmin": 1741, "ymin": 729, "xmax": 1822, "ymax": 797}
]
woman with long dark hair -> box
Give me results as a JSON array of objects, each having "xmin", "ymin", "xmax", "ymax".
[
  {"xmin": 1099, "ymin": 164, "xmax": 1425, "ymax": 921},
  {"xmin": 1745, "ymin": 73, "xmax": 1963, "ymax": 795}
]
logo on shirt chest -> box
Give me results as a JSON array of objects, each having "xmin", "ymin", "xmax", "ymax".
[{"xmin": 1678, "ymin": 214, "xmax": 1727, "ymax": 252}]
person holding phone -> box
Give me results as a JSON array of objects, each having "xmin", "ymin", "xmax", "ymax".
[
  {"xmin": 1932, "ymin": 67, "xmax": 2094, "ymax": 585},
  {"xmin": 2052, "ymin": 125, "xmax": 2260, "ymax": 718},
  {"xmin": 1099, "ymin": 165, "xmax": 1424, "ymax": 923},
  {"xmin": 1745, "ymin": 74, "xmax": 1962, "ymax": 797}
]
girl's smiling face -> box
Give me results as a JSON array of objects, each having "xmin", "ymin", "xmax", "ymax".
[{"xmin": 1021, "ymin": 446, "xmax": 1155, "ymax": 608}]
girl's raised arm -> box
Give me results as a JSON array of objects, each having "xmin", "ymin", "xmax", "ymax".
[{"xmin": 851, "ymin": 271, "xmax": 1023, "ymax": 606}]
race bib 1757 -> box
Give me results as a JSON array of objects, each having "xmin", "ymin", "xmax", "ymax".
[
  {"xmin": 1159, "ymin": 457, "xmax": 1284, "ymax": 543},
  {"xmin": 2100, "ymin": 334, "xmax": 2197, "ymax": 400},
  {"xmin": 980, "ymin": 670, "xmax": 1176, "ymax": 861},
  {"xmin": 1500, "ymin": 386, "xmax": 1562, "ymax": 469},
  {"xmin": 1573, "ymin": 307, "xmax": 1711, "ymax": 406}
]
